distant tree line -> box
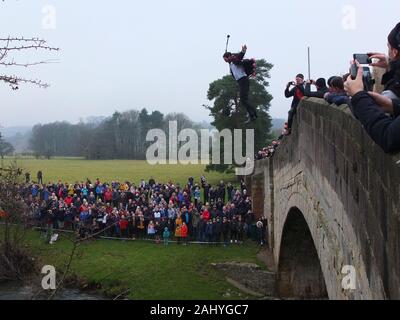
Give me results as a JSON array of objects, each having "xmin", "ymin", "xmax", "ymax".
[
  {"xmin": 29, "ymin": 108, "xmax": 203, "ymax": 160},
  {"xmin": 0, "ymin": 133, "xmax": 15, "ymax": 159}
]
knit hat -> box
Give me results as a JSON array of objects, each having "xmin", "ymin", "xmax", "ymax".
[{"xmin": 388, "ymin": 22, "xmax": 400, "ymax": 49}]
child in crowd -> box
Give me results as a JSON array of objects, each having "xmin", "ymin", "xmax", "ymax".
[
  {"xmin": 163, "ymin": 227, "xmax": 171, "ymax": 246},
  {"xmin": 175, "ymin": 214, "xmax": 182, "ymax": 244},
  {"xmin": 147, "ymin": 220, "xmax": 156, "ymax": 240},
  {"xmin": 181, "ymin": 222, "xmax": 188, "ymax": 245}
]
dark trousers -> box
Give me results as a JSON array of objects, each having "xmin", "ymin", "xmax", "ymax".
[
  {"xmin": 192, "ymin": 226, "xmax": 198, "ymax": 241},
  {"xmin": 231, "ymin": 231, "xmax": 238, "ymax": 241},
  {"xmin": 121, "ymin": 229, "xmax": 128, "ymax": 238},
  {"xmin": 223, "ymin": 232, "xmax": 229, "ymax": 244},
  {"xmin": 288, "ymin": 106, "xmax": 297, "ymax": 129},
  {"xmin": 238, "ymin": 77, "xmax": 257, "ymax": 118}
]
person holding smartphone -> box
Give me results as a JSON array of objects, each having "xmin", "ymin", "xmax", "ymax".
[
  {"xmin": 365, "ymin": 23, "xmax": 400, "ymax": 99},
  {"xmin": 285, "ymin": 73, "xmax": 305, "ymax": 132},
  {"xmin": 344, "ymin": 22, "xmax": 400, "ymax": 153}
]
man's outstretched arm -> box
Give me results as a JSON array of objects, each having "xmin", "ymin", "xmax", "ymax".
[{"xmin": 234, "ymin": 45, "xmax": 247, "ymax": 62}]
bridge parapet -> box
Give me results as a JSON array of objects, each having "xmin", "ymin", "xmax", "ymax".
[{"xmin": 247, "ymin": 98, "xmax": 400, "ymax": 299}]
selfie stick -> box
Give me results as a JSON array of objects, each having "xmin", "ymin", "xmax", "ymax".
[
  {"xmin": 307, "ymin": 46, "xmax": 311, "ymax": 80},
  {"xmin": 225, "ymin": 35, "xmax": 230, "ymax": 53}
]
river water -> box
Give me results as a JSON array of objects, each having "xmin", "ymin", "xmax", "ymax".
[{"xmin": 0, "ymin": 282, "xmax": 104, "ymax": 300}]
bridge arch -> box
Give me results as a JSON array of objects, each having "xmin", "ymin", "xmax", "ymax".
[{"xmin": 277, "ymin": 207, "xmax": 328, "ymax": 299}]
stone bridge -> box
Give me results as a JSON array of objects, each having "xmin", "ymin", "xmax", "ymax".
[{"xmin": 246, "ymin": 98, "xmax": 400, "ymax": 300}]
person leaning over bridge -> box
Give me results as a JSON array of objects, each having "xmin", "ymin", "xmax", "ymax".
[
  {"xmin": 344, "ymin": 22, "xmax": 400, "ymax": 153},
  {"xmin": 285, "ymin": 73, "xmax": 305, "ymax": 132},
  {"xmin": 304, "ymin": 78, "xmax": 329, "ymax": 98},
  {"xmin": 368, "ymin": 22, "xmax": 400, "ymax": 99},
  {"xmin": 324, "ymin": 77, "xmax": 350, "ymax": 106}
]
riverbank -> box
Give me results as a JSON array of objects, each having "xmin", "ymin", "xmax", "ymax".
[
  {"xmin": 23, "ymin": 230, "xmax": 266, "ymax": 300},
  {"xmin": 0, "ymin": 281, "xmax": 102, "ymax": 300}
]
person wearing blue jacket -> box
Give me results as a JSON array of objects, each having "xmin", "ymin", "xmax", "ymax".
[
  {"xmin": 95, "ymin": 184, "xmax": 103, "ymax": 201},
  {"xmin": 324, "ymin": 77, "xmax": 350, "ymax": 106},
  {"xmin": 31, "ymin": 184, "xmax": 39, "ymax": 198},
  {"xmin": 163, "ymin": 227, "xmax": 171, "ymax": 246}
]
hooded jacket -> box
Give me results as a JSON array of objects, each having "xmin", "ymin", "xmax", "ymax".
[
  {"xmin": 351, "ymin": 91, "xmax": 400, "ymax": 153},
  {"xmin": 382, "ymin": 59, "xmax": 400, "ymax": 98}
]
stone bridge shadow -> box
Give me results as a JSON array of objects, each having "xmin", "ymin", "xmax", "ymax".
[{"xmin": 246, "ymin": 98, "xmax": 400, "ymax": 300}]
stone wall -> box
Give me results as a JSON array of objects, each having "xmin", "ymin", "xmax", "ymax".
[{"xmin": 247, "ymin": 97, "xmax": 400, "ymax": 299}]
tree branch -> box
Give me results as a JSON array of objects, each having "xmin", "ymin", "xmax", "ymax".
[
  {"xmin": 0, "ymin": 37, "xmax": 59, "ymax": 89},
  {"xmin": 0, "ymin": 75, "xmax": 50, "ymax": 89},
  {"xmin": 0, "ymin": 59, "xmax": 59, "ymax": 68}
]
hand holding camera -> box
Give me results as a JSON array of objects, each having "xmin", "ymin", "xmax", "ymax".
[
  {"xmin": 344, "ymin": 62, "xmax": 364, "ymax": 97},
  {"xmin": 287, "ymin": 81, "xmax": 295, "ymax": 88},
  {"xmin": 349, "ymin": 54, "xmax": 375, "ymax": 92},
  {"xmin": 368, "ymin": 52, "xmax": 389, "ymax": 69}
]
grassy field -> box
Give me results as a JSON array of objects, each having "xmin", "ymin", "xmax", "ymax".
[
  {"xmin": 2, "ymin": 157, "xmax": 234, "ymax": 186},
  {"xmin": 25, "ymin": 231, "xmax": 263, "ymax": 300},
  {"xmin": 1, "ymin": 157, "xmax": 253, "ymax": 300}
]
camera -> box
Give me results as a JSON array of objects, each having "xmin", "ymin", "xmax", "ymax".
[
  {"xmin": 350, "ymin": 59, "xmax": 375, "ymax": 92},
  {"xmin": 353, "ymin": 53, "xmax": 372, "ymax": 65}
]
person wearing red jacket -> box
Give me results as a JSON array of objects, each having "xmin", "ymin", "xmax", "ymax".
[
  {"xmin": 64, "ymin": 195, "xmax": 73, "ymax": 206},
  {"xmin": 0, "ymin": 210, "xmax": 7, "ymax": 218},
  {"xmin": 79, "ymin": 203, "xmax": 88, "ymax": 213},
  {"xmin": 201, "ymin": 207, "xmax": 210, "ymax": 221},
  {"xmin": 119, "ymin": 216, "xmax": 129, "ymax": 238},
  {"xmin": 181, "ymin": 222, "xmax": 189, "ymax": 245},
  {"xmin": 104, "ymin": 188, "xmax": 113, "ymax": 203},
  {"xmin": 285, "ymin": 73, "xmax": 305, "ymax": 131},
  {"xmin": 58, "ymin": 186, "xmax": 64, "ymax": 199}
]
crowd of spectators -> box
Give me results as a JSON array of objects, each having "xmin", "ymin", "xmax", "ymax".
[
  {"xmin": 18, "ymin": 175, "xmax": 267, "ymax": 246},
  {"xmin": 256, "ymin": 126, "xmax": 287, "ymax": 160}
]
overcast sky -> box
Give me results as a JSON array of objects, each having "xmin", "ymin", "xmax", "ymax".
[{"xmin": 0, "ymin": 0, "xmax": 399, "ymax": 127}]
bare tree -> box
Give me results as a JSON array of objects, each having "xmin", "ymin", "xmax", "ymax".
[
  {"xmin": 0, "ymin": 37, "xmax": 59, "ymax": 90},
  {"xmin": 0, "ymin": 162, "xmax": 35, "ymax": 281}
]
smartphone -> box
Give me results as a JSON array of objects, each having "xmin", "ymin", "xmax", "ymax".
[{"xmin": 353, "ymin": 54, "xmax": 372, "ymax": 64}]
